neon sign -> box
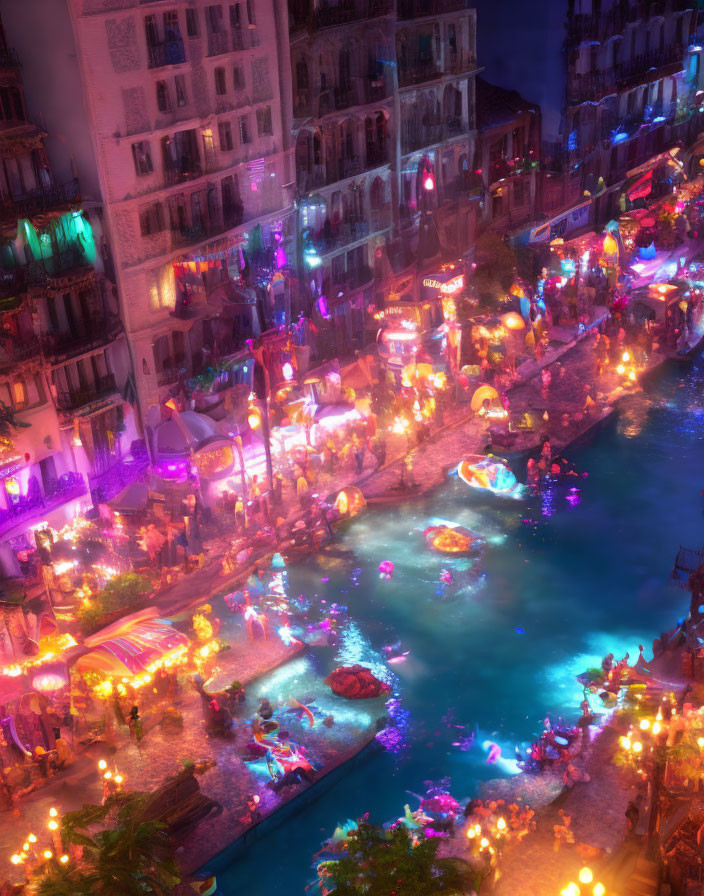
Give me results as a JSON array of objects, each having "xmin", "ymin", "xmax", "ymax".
[{"xmin": 422, "ymin": 274, "xmax": 465, "ymax": 295}]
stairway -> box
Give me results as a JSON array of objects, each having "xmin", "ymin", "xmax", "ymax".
[{"xmin": 622, "ymin": 855, "xmax": 660, "ymax": 896}]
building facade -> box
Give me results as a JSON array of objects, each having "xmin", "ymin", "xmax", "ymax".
[
  {"xmin": 0, "ymin": 15, "xmax": 140, "ymax": 577},
  {"xmin": 3, "ymin": 0, "xmax": 296, "ymax": 449},
  {"xmin": 288, "ymin": 0, "xmax": 480, "ymax": 354}
]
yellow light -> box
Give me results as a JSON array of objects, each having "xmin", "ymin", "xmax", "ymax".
[
  {"xmin": 496, "ymin": 816, "xmax": 507, "ymax": 831},
  {"xmin": 622, "ymin": 351, "xmax": 630, "ymax": 363},
  {"xmin": 698, "ymin": 737, "xmax": 704, "ymax": 748},
  {"xmin": 98, "ymin": 759, "xmax": 107, "ymax": 770},
  {"xmin": 48, "ymin": 820, "xmax": 58, "ymax": 831},
  {"xmin": 10, "ymin": 854, "xmax": 22, "ymax": 865},
  {"xmin": 616, "ymin": 364, "xmax": 625, "ymax": 375},
  {"xmin": 652, "ymin": 722, "xmax": 661, "ymax": 735},
  {"xmin": 43, "ymin": 850, "xmax": 53, "ymax": 860},
  {"xmin": 480, "ymin": 837, "xmax": 489, "ymax": 848},
  {"xmin": 22, "ymin": 843, "xmax": 29, "ymax": 852},
  {"xmin": 640, "ymin": 719, "xmax": 650, "ymax": 730},
  {"xmin": 28, "ymin": 834, "xmax": 37, "ymax": 844},
  {"xmin": 578, "ymin": 867, "xmax": 593, "ymax": 885},
  {"xmin": 619, "ymin": 736, "xmax": 632, "ymax": 750},
  {"xmin": 49, "ymin": 807, "xmax": 58, "ymax": 818},
  {"xmin": 466, "ymin": 827, "xmax": 476, "ymax": 839},
  {"xmin": 628, "ymin": 371, "xmax": 637, "ymax": 382},
  {"xmin": 632, "ymin": 741, "xmax": 643, "ymax": 753},
  {"xmin": 104, "ymin": 771, "xmax": 112, "ymax": 780},
  {"xmin": 115, "ymin": 774, "xmax": 124, "ymax": 784},
  {"xmin": 561, "ymin": 884, "xmax": 580, "ymax": 896},
  {"xmin": 59, "ymin": 854, "xmax": 69, "ymax": 865},
  {"xmin": 593, "ymin": 884, "xmax": 605, "ymax": 896}
]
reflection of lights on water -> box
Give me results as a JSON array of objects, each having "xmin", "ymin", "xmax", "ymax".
[{"xmin": 336, "ymin": 623, "xmax": 396, "ymax": 689}]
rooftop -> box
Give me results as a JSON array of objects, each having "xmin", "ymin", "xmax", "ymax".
[{"xmin": 475, "ymin": 77, "xmax": 539, "ymax": 131}]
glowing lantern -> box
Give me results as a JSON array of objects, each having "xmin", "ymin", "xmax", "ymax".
[
  {"xmin": 424, "ymin": 174, "xmax": 435, "ymax": 191},
  {"xmin": 248, "ymin": 406, "xmax": 261, "ymax": 429},
  {"xmin": 593, "ymin": 884, "xmax": 605, "ymax": 896},
  {"xmin": 579, "ymin": 867, "xmax": 593, "ymax": 885},
  {"xmin": 602, "ymin": 232, "xmax": 618, "ymax": 259},
  {"xmin": 282, "ymin": 362, "xmax": 294, "ymax": 382}
]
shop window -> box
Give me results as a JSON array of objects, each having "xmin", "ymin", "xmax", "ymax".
[{"xmin": 132, "ymin": 141, "xmax": 153, "ymax": 176}]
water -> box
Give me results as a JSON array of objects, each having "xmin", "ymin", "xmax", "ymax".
[{"xmin": 214, "ymin": 358, "xmax": 704, "ymax": 894}]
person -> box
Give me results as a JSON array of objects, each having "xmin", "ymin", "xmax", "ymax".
[
  {"xmin": 353, "ymin": 440, "xmax": 365, "ymax": 475},
  {"xmin": 297, "ymin": 473, "xmax": 309, "ymax": 508},
  {"xmin": 625, "ymin": 796, "xmax": 641, "ymax": 832},
  {"xmin": 128, "ymin": 706, "xmax": 143, "ymax": 742},
  {"xmin": 234, "ymin": 495, "xmax": 246, "ymax": 532},
  {"xmin": 258, "ymin": 698, "xmax": 273, "ymax": 721}
]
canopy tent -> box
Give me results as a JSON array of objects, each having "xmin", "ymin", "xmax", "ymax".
[
  {"xmin": 74, "ymin": 615, "xmax": 189, "ymax": 678},
  {"xmin": 153, "ymin": 410, "xmax": 235, "ymax": 480}
]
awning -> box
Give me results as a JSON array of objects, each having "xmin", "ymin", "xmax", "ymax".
[{"xmin": 75, "ymin": 615, "xmax": 189, "ymax": 678}]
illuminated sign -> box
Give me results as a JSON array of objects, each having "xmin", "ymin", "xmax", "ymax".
[{"xmin": 422, "ymin": 274, "xmax": 465, "ymax": 295}]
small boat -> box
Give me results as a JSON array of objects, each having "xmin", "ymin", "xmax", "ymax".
[{"xmin": 457, "ymin": 455, "xmax": 525, "ymax": 499}]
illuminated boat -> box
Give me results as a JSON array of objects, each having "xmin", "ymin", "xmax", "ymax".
[
  {"xmin": 457, "ymin": 455, "xmax": 525, "ymax": 499},
  {"xmin": 423, "ymin": 524, "xmax": 477, "ymax": 554}
]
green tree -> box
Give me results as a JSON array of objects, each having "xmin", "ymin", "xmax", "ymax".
[
  {"xmin": 469, "ymin": 231, "xmax": 517, "ymax": 311},
  {"xmin": 37, "ymin": 795, "xmax": 180, "ymax": 896},
  {"xmin": 320, "ymin": 821, "xmax": 481, "ymax": 896},
  {"xmin": 77, "ymin": 573, "xmax": 153, "ymax": 634}
]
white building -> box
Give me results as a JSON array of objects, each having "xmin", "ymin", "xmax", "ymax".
[{"xmin": 2, "ymin": 0, "xmax": 295, "ymax": 450}]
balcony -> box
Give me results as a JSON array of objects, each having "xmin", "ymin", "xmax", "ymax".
[
  {"xmin": 26, "ymin": 247, "xmax": 87, "ymax": 285},
  {"xmin": 0, "ymin": 337, "xmax": 41, "ymax": 371},
  {"xmin": 398, "ymin": 60, "xmax": 443, "ymax": 88},
  {"xmin": 311, "ymin": 0, "xmax": 393, "ymax": 30},
  {"xmin": 310, "ymin": 219, "xmax": 370, "ymax": 256},
  {"xmin": 0, "ymin": 473, "xmax": 87, "ymax": 538},
  {"xmin": 231, "ymin": 27, "xmax": 260, "ymax": 50},
  {"xmin": 42, "ymin": 318, "xmax": 122, "ymax": 362},
  {"xmin": 56, "ymin": 374, "xmax": 118, "ymax": 413},
  {"xmin": 339, "ymin": 264, "xmax": 373, "ymax": 290},
  {"xmin": 398, "ymin": 0, "xmax": 470, "ymax": 19},
  {"xmin": 401, "ymin": 121, "xmax": 443, "ymax": 154},
  {"xmin": 567, "ymin": 45, "xmax": 685, "ymax": 105},
  {"xmin": 365, "ymin": 79, "xmax": 389, "ymax": 104},
  {"xmin": 157, "ymin": 356, "xmax": 187, "ymax": 386},
  {"xmin": 568, "ymin": 0, "xmax": 693, "ymax": 45},
  {"xmin": 206, "ymin": 30, "xmax": 229, "ymax": 56},
  {"xmin": 147, "ymin": 38, "xmax": 186, "ymax": 69},
  {"xmin": 164, "ymin": 159, "xmax": 202, "ymax": 186},
  {"xmin": 0, "ymin": 178, "xmax": 80, "ymax": 224}
]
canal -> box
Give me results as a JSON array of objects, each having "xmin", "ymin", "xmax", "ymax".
[{"xmin": 215, "ymin": 356, "xmax": 704, "ymax": 894}]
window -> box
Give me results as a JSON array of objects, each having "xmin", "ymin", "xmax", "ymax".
[
  {"xmin": 229, "ymin": 3, "xmax": 241, "ymax": 28},
  {"xmin": 238, "ymin": 114, "xmax": 250, "ymax": 144},
  {"xmin": 163, "ymin": 10, "xmax": 181, "ymax": 42},
  {"xmin": 246, "ymin": 0, "xmax": 255, "ymax": 25},
  {"xmin": 175, "ymin": 74, "xmax": 188, "ymax": 107},
  {"xmin": 139, "ymin": 203, "xmax": 164, "ymax": 236},
  {"xmin": 186, "ymin": 8, "xmax": 199, "ymax": 37},
  {"xmin": 11, "ymin": 379, "xmax": 26, "ymax": 410},
  {"xmin": 144, "ymin": 14, "xmax": 159, "ymax": 48},
  {"xmin": 233, "ymin": 66, "xmax": 245, "ymax": 90},
  {"xmin": 214, "ymin": 66, "xmax": 227, "ymax": 95},
  {"xmin": 256, "ymin": 105, "xmax": 272, "ymax": 137},
  {"xmin": 205, "ymin": 4, "xmax": 224, "ymax": 33},
  {"xmin": 156, "ymin": 80, "xmax": 170, "ymax": 112},
  {"xmin": 218, "ymin": 121, "xmax": 233, "ymax": 151},
  {"xmin": 132, "ymin": 141, "xmax": 153, "ymax": 176}
]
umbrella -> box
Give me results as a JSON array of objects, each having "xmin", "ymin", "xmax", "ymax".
[{"xmin": 470, "ymin": 385, "xmax": 499, "ymax": 412}]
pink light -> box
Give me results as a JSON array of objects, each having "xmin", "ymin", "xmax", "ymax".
[
  {"xmin": 382, "ymin": 330, "xmax": 418, "ymax": 342},
  {"xmin": 424, "ymin": 175, "xmax": 435, "ymax": 191}
]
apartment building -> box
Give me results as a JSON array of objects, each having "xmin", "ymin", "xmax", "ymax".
[
  {"xmin": 474, "ymin": 0, "xmax": 701, "ymax": 223},
  {"xmin": 3, "ymin": 0, "xmax": 294, "ymax": 443},
  {"xmin": 288, "ymin": 0, "xmax": 479, "ymax": 353},
  {"xmin": 0, "ymin": 16, "xmax": 139, "ymax": 577}
]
